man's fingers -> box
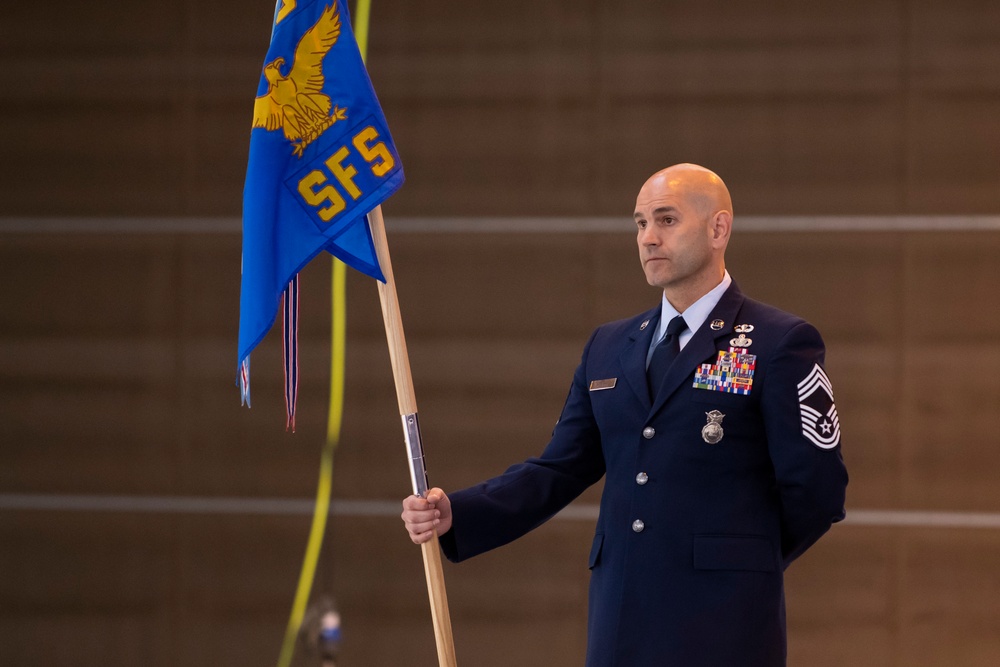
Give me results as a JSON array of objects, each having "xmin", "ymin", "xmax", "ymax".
[
  {"xmin": 401, "ymin": 495, "xmax": 440, "ymax": 543},
  {"xmin": 402, "ymin": 513, "xmax": 440, "ymax": 545},
  {"xmin": 400, "ymin": 506, "xmax": 440, "ymax": 524},
  {"xmin": 409, "ymin": 528, "xmax": 436, "ymax": 544},
  {"xmin": 402, "ymin": 493, "xmax": 446, "ymax": 513},
  {"xmin": 405, "ymin": 517, "xmax": 439, "ymax": 534},
  {"xmin": 400, "ymin": 489, "xmax": 450, "ymax": 545},
  {"xmin": 402, "ymin": 494, "xmax": 433, "ymax": 511}
]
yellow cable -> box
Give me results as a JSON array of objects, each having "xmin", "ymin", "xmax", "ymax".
[
  {"xmin": 276, "ymin": 1, "xmax": 373, "ymax": 664},
  {"xmin": 326, "ymin": 259, "xmax": 348, "ymax": 445},
  {"xmin": 354, "ymin": 0, "xmax": 372, "ymax": 62}
]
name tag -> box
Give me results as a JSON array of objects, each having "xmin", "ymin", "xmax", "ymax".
[{"xmin": 589, "ymin": 378, "xmax": 617, "ymax": 391}]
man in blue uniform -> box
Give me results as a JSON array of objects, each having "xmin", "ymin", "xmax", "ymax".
[{"xmin": 401, "ymin": 164, "xmax": 848, "ymax": 666}]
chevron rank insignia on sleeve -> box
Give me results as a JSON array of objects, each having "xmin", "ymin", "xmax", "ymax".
[{"xmin": 797, "ymin": 364, "xmax": 841, "ymax": 449}]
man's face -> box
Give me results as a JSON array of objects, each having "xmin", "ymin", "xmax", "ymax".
[{"xmin": 633, "ymin": 177, "xmax": 715, "ymax": 291}]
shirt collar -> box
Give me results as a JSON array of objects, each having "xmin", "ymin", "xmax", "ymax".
[{"xmin": 652, "ymin": 270, "xmax": 732, "ymax": 350}]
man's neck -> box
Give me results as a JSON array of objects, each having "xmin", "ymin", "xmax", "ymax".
[{"xmin": 663, "ymin": 266, "xmax": 727, "ymax": 313}]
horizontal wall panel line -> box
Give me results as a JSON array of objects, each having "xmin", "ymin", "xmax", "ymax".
[
  {"xmin": 2, "ymin": 216, "xmax": 1000, "ymax": 235},
  {"xmin": 2, "ymin": 494, "xmax": 999, "ymax": 529}
]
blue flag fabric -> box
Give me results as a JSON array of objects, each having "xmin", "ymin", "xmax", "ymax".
[{"xmin": 238, "ymin": 0, "xmax": 403, "ymax": 392}]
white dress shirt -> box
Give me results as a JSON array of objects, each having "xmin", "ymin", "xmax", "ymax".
[{"xmin": 646, "ymin": 271, "xmax": 733, "ymax": 369}]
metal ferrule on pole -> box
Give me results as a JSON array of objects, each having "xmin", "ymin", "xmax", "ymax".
[{"xmin": 402, "ymin": 412, "xmax": 429, "ymax": 498}]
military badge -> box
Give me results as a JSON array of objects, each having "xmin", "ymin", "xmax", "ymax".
[
  {"xmin": 729, "ymin": 333, "xmax": 753, "ymax": 348},
  {"xmin": 710, "ymin": 319, "xmax": 725, "ymax": 331},
  {"xmin": 797, "ymin": 364, "xmax": 841, "ymax": 449},
  {"xmin": 702, "ymin": 410, "xmax": 725, "ymax": 444},
  {"xmin": 640, "ymin": 319, "xmax": 649, "ymax": 331},
  {"xmin": 734, "ymin": 324, "xmax": 754, "ymax": 333},
  {"xmin": 693, "ymin": 350, "xmax": 756, "ymax": 395}
]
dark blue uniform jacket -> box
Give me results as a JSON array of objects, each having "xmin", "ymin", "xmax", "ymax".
[{"xmin": 440, "ymin": 282, "xmax": 848, "ymax": 666}]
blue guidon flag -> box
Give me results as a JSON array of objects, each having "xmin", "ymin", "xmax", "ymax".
[{"xmin": 238, "ymin": 0, "xmax": 404, "ymax": 428}]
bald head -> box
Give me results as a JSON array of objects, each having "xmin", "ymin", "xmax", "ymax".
[{"xmin": 638, "ymin": 163, "xmax": 733, "ymax": 220}]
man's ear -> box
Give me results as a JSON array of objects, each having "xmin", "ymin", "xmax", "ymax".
[{"xmin": 711, "ymin": 210, "xmax": 733, "ymax": 247}]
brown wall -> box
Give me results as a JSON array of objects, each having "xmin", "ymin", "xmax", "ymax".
[
  {"xmin": 4, "ymin": 228, "xmax": 1000, "ymax": 666},
  {"xmin": 3, "ymin": 1, "xmax": 1000, "ymax": 666},
  {"xmin": 5, "ymin": 1, "xmax": 1000, "ymax": 217}
]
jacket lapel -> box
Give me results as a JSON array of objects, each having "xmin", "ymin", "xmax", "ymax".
[
  {"xmin": 649, "ymin": 282, "xmax": 747, "ymax": 416},
  {"xmin": 619, "ymin": 306, "xmax": 661, "ymax": 410}
]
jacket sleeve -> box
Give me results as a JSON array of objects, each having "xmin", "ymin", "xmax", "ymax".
[
  {"xmin": 440, "ymin": 329, "xmax": 607, "ymax": 563},
  {"xmin": 760, "ymin": 321, "xmax": 849, "ymax": 567}
]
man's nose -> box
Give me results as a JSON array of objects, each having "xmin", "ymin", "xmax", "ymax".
[{"xmin": 639, "ymin": 225, "xmax": 658, "ymax": 246}]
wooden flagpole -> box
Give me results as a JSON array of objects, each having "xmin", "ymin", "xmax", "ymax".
[{"xmin": 367, "ymin": 205, "xmax": 458, "ymax": 667}]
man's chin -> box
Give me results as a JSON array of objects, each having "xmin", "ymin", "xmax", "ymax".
[{"xmin": 642, "ymin": 267, "xmax": 671, "ymax": 289}]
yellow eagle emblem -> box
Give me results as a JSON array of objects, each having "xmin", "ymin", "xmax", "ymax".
[{"xmin": 252, "ymin": 5, "xmax": 347, "ymax": 157}]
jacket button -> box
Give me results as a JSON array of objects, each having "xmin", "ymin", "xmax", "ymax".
[
  {"xmin": 636, "ymin": 472, "xmax": 648, "ymax": 485},
  {"xmin": 632, "ymin": 519, "xmax": 645, "ymax": 533},
  {"xmin": 642, "ymin": 426, "xmax": 655, "ymax": 439}
]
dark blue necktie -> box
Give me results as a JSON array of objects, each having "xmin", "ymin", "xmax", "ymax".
[{"xmin": 647, "ymin": 315, "xmax": 687, "ymax": 401}]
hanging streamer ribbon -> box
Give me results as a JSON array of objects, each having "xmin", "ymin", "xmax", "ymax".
[
  {"xmin": 239, "ymin": 357, "xmax": 251, "ymax": 407},
  {"xmin": 282, "ymin": 275, "xmax": 300, "ymax": 432}
]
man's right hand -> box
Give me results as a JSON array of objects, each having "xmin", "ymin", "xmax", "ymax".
[{"xmin": 400, "ymin": 487, "xmax": 453, "ymax": 544}]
